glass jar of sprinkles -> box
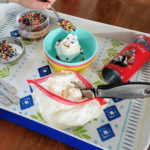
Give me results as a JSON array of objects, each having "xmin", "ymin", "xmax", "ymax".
[{"xmin": 16, "ymin": 9, "xmax": 50, "ymax": 41}]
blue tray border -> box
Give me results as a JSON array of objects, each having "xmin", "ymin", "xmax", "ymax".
[{"xmin": 0, "ymin": 108, "xmax": 103, "ymax": 150}]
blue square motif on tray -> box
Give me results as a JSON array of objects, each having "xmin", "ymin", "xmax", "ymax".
[
  {"xmin": 20, "ymin": 95, "xmax": 34, "ymax": 110},
  {"xmin": 38, "ymin": 65, "xmax": 51, "ymax": 77},
  {"xmin": 104, "ymin": 105, "xmax": 121, "ymax": 121},
  {"xmin": 10, "ymin": 30, "xmax": 20, "ymax": 37},
  {"xmin": 97, "ymin": 123, "xmax": 115, "ymax": 142},
  {"xmin": 112, "ymin": 98, "xmax": 124, "ymax": 103}
]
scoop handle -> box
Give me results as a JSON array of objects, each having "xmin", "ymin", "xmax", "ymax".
[
  {"xmin": 51, "ymin": 6, "xmax": 61, "ymax": 19},
  {"xmin": 97, "ymin": 82, "xmax": 150, "ymax": 99},
  {"xmin": 0, "ymin": 96, "xmax": 11, "ymax": 106},
  {"xmin": 0, "ymin": 89, "xmax": 20, "ymax": 105},
  {"xmin": 0, "ymin": 80, "xmax": 17, "ymax": 94}
]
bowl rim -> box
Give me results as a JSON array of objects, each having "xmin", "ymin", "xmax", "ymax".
[
  {"xmin": 45, "ymin": 52, "xmax": 97, "ymax": 68},
  {"xmin": 43, "ymin": 27, "xmax": 98, "ymax": 66}
]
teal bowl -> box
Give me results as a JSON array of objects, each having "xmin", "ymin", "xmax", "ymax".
[
  {"xmin": 44, "ymin": 27, "xmax": 98, "ymax": 64},
  {"xmin": 43, "ymin": 27, "xmax": 98, "ymax": 72}
]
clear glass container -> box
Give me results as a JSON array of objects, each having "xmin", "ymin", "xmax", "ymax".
[{"xmin": 16, "ymin": 9, "xmax": 50, "ymax": 41}]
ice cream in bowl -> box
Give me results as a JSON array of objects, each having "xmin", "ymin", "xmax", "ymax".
[
  {"xmin": 27, "ymin": 71, "xmax": 107, "ymax": 129},
  {"xmin": 43, "ymin": 27, "xmax": 98, "ymax": 72}
]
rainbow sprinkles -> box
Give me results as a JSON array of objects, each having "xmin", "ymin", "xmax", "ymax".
[
  {"xmin": 0, "ymin": 40, "xmax": 17, "ymax": 61},
  {"xmin": 57, "ymin": 18, "xmax": 76, "ymax": 32}
]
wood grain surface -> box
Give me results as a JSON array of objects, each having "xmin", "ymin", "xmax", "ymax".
[{"xmin": 1, "ymin": 0, "xmax": 150, "ymax": 150}]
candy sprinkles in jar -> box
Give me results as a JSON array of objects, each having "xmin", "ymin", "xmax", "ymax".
[{"xmin": 16, "ymin": 9, "xmax": 50, "ymax": 41}]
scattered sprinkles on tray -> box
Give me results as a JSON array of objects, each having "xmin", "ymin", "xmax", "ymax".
[
  {"xmin": 57, "ymin": 18, "xmax": 76, "ymax": 32},
  {"xmin": 0, "ymin": 40, "xmax": 17, "ymax": 61}
]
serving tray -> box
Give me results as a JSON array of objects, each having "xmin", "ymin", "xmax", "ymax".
[{"xmin": 0, "ymin": 4, "xmax": 150, "ymax": 150}]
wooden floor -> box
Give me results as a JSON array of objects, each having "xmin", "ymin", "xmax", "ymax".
[{"xmin": 1, "ymin": 0, "xmax": 150, "ymax": 149}]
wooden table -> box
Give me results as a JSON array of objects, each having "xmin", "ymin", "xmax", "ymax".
[{"xmin": 0, "ymin": 0, "xmax": 150, "ymax": 149}]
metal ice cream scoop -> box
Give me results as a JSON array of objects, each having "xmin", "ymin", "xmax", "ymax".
[
  {"xmin": 71, "ymin": 81, "xmax": 150, "ymax": 99},
  {"xmin": 0, "ymin": 88, "xmax": 20, "ymax": 105},
  {"xmin": 42, "ymin": 0, "xmax": 61, "ymax": 19},
  {"xmin": 0, "ymin": 79, "xmax": 17, "ymax": 95},
  {"xmin": 0, "ymin": 96, "xmax": 11, "ymax": 106},
  {"xmin": 50, "ymin": 6, "xmax": 61, "ymax": 20},
  {"xmin": 0, "ymin": 80, "xmax": 19, "ymax": 106}
]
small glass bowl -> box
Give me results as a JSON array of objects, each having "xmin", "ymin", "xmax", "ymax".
[{"xmin": 16, "ymin": 9, "xmax": 50, "ymax": 41}]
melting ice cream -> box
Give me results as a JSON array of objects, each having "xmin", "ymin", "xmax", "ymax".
[{"xmin": 55, "ymin": 34, "xmax": 82, "ymax": 62}]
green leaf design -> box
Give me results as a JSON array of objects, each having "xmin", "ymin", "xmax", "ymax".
[
  {"xmin": 24, "ymin": 47, "xmax": 26, "ymax": 53},
  {"xmin": 118, "ymin": 42, "xmax": 124, "ymax": 45},
  {"xmin": 7, "ymin": 67, "xmax": 9, "ymax": 73},
  {"xmin": 99, "ymin": 83, "xmax": 105, "ymax": 85},
  {"xmin": 21, "ymin": 39, "xmax": 33, "ymax": 46},
  {"xmin": 97, "ymin": 70, "xmax": 103, "ymax": 81},
  {"xmin": 114, "ymin": 42, "xmax": 119, "ymax": 47},
  {"xmin": 111, "ymin": 40, "xmax": 124, "ymax": 47},
  {"xmin": 93, "ymin": 81, "xmax": 101, "ymax": 85},
  {"xmin": 9, "ymin": 61, "xmax": 18, "ymax": 66},
  {"xmin": 37, "ymin": 112, "xmax": 44, "ymax": 120},
  {"xmin": 78, "ymin": 129, "xmax": 87, "ymax": 133},
  {"xmin": 88, "ymin": 121, "xmax": 91, "ymax": 123},
  {"xmin": 76, "ymin": 133, "xmax": 82, "ymax": 138},
  {"xmin": 81, "ymin": 134, "xmax": 91, "ymax": 139},
  {"xmin": 73, "ymin": 126, "xmax": 92, "ymax": 139},
  {"xmin": 30, "ymin": 112, "xmax": 47, "ymax": 123},
  {"xmin": 30, "ymin": 115, "xmax": 39, "ymax": 119},
  {"xmin": 93, "ymin": 118, "xmax": 98, "ymax": 121},
  {"xmin": 0, "ymin": 75, "xmax": 9, "ymax": 78},
  {"xmin": 102, "ymin": 58, "xmax": 111, "ymax": 66},
  {"xmin": 108, "ymin": 53, "xmax": 111, "ymax": 57},
  {"xmin": 112, "ymin": 42, "xmax": 115, "ymax": 47},
  {"xmin": 24, "ymin": 43, "xmax": 32, "ymax": 46},
  {"xmin": 106, "ymin": 48, "xmax": 118, "ymax": 58},
  {"xmin": 0, "ymin": 67, "xmax": 10, "ymax": 78},
  {"xmin": 107, "ymin": 48, "xmax": 114, "ymax": 51},
  {"xmin": 74, "ymin": 132, "xmax": 77, "ymax": 136},
  {"xmin": 72, "ymin": 126, "xmax": 84, "ymax": 132},
  {"xmin": 92, "ymin": 81, "xmax": 105, "ymax": 86},
  {"xmin": 3, "ymin": 67, "xmax": 7, "ymax": 73}
]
